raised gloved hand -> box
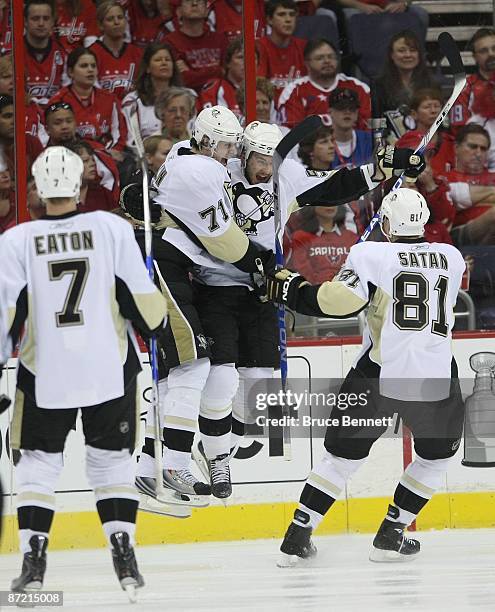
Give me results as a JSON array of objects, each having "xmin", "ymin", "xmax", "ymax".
[
  {"xmin": 372, "ymin": 146, "xmax": 426, "ymax": 182},
  {"xmin": 266, "ymin": 268, "xmax": 310, "ymax": 309},
  {"xmin": 119, "ymin": 182, "xmax": 161, "ymax": 226}
]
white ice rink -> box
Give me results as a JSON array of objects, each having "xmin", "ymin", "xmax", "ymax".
[{"xmin": 1, "ymin": 530, "xmax": 494, "ymax": 611}]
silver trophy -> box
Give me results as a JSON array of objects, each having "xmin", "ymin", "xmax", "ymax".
[{"xmin": 462, "ymin": 352, "xmax": 495, "ymax": 467}]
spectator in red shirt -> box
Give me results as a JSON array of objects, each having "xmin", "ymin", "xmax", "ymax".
[
  {"xmin": 236, "ymin": 76, "xmax": 277, "ymax": 124},
  {"xmin": 128, "ymin": 0, "xmax": 172, "ymax": 47},
  {"xmin": 207, "ymin": 0, "xmax": 266, "ymax": 41},
  {"xmin": 48, "ymin": 47, "xmax": 128, "ymax": 160},
  {"xmin": 278, "ymin": 38, "xmax": 371, "ymax": 130},
  {"xmin": 54, "ymin": 0, "xmax": 99, "ymax": 53},
  {"xmin": 68, "ymin": 140, "xmax": 118, "ymax": 211},
  {"xmin": 198, "ymin": 37, "xmax": 244, "ymax": 117},
  {"xmin": 257, "ymin": 0, "xmax": 307, "ymax": 95},
  {"xmin": 24, "ymin": 0, "xmax": 68, "ymax": 106},
  {"xmin": 122, "ymin": 42, "xmax": 182, "ymax": 146},
  {"xmin": 144, "ymin": 134, "xmax": 173, "ymax": 173},
  {"xmin": 89, "ymin": 0, "xmax": 143, "ymax": 100},
  {"xmin": 441, "ymin": 124, "xmax": 495, "ymax": 246},
  {"xmin": 154, "ymin": 86, "xmax": 196, "ymax": 142},
  {"xmin": 0, "ymin": 0, "xmax": 12, "ymax": 54},
  {"xmin": 0, "ymin": 160, "xmax": 14, "ymax": 234},
  {"xmin": 164, "ymin": 0, "xmax": 228, "ymax": 92},
  {"xmin": 284, "ymin": 205, "xmax": 357, "ymax": 284}
]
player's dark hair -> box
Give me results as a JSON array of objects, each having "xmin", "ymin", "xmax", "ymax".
[
  {"xmin": 67, "ymin": 46, "xmax": 97, "ymax": 72},
  {"xmin": 134, "ymin": 43, "xmax": 182, "ymax": 105},
  {"xmin": 455, "ymin": 123, "xmax": 491, "ymax": 147},
  {"xmin": 297, "ymin": 126, "xmax": 333, "ymax": 168},
  {"xmin": 266, "ymin": 0, "xmax": 297, "ymax": 19},
  {"xmin": 303, "ymin": 39, "xmax": 338, "ymax": 62},
  {"xmin": 24, "ymin": 0, "xmax": 55, "ymax": 19},
  {"xmin": 469, "ymin": 27, "xmax": 495, "ymax": 52}
]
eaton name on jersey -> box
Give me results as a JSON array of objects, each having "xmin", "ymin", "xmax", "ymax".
[{"xmin": 34, "ymin": 230, "xmax": 94, "ymax": 255}]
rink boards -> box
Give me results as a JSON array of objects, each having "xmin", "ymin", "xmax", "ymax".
[{"xmin": 1, "ymin": 332, "xmax": 495, "ymax": 553}]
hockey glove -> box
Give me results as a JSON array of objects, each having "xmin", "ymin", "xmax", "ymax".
[
  {"xmin": 119, "ymin": 182, "xmax": 161, "ymax": 226},
  {"xmin": 0, "ymin": 394, "xmax": 11, "ymax": 416},
  {"xmin": 266, "ymin": 269, "xmax": 310, "ymax": 310},
  {"xmin": 372, "ymin": 146, "xmax": 426, "ymax": 183}
]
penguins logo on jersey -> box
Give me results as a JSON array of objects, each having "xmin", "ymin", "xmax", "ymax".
[{"xmin": 231, "ymin": 182, "xmax": 274, "ymax": 235}]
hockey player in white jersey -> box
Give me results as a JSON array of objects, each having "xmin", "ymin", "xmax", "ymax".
[
  {"xmin": 134, "ymin": 106, "xmax": 426, "ymax": 505},
  {"xmin": 265, "ymin": 188, "xmax": 466, "ymax": 565},
  {"xmin": 0, "ymin": 147, "xmax": 167, "ymax": 600}
]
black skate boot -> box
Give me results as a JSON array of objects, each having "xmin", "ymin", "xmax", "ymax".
[
  {"xmin": 208, "ymin": 453, "xmax": 232, "ymax": 499},
  {"xmin": 278, "ymin": 523, "xmax": 317, "ymax": 567},
  {"xmin": 11, "ymin": 535, "xmax": 48, "ymax": 592},
  {"xmin": 110, "ymin": 531, "xmax": 144, "ymax": 602},
  {"xmin": 370, "ymin": 510, "xmax": 420, "ymax": 563}
]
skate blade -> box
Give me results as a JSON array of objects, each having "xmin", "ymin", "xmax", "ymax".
[
  {"xmin": 277, "ymin": 553, "xmax": 307, "ymax": 568},
  {"xmin": 369, "ymin": 546, "xmax": 419, "ymax": 563},
  {"xmin": 138, "ymin": 493, "xmax": 192, "ymax": 518},
  {"xmin": 120, "ymin": 578, "xmax": 140, "ymax": 603},
  {"xmin": 157, "ymin": 488, "xmax": 210, "ymax": 508}
]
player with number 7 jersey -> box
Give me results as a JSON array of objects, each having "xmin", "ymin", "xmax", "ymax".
[{"xmin": 266, "ymin": 188, "xmax": 466, "ymax": 566}]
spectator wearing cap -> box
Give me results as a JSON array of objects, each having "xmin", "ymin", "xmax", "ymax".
[
  {"xmin": 278, "ymin": 38, "xmax": 371, "ymax": 130},
  {"xmin": 122, "ymin": 42, "xmax": 182, "ymax": 147},
  {"xmin": 441, "ymin": 124, "xmax": 495, "ymax": 247},
  {"xmin": 89, "ymin": 0, "xmax": 143, "ymax": 100},
  {"xmin": 257, "ymin": 0, "xmax": 307, "ymax": 97},
  {"xmin": 164, "ymin": 0, "xmax": 229, "ymax": 92},
  {"xmin": 198, "ymin": 37, "xmax": 244, "ymax": 117},
  {"xmin": 24, "ymin": 0, "xmax": 68, "ymax": 106},
  {"xmin": 329, "ymin": 87, "xmax": 373, "ymax": 168}
]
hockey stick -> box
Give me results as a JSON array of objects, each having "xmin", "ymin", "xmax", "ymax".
[
  {"xmin": 359, "ymin": 32, "xmax": 466, "ymax": 243},
  {"xmin": 128, "ymin": 110, "xmax": 166, "ymax": 502},
  {"xmin": 273, "ymin": 115, "xmax": 323, "ymax": 460}
]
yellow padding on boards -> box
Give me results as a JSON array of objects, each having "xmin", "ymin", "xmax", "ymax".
[{"xmin": 1, "ymin": 492, "xmax": 494, "ymax": 554}]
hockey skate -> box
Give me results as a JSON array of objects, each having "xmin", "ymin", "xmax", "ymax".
[
  {"xmin": 193, "ymin": 442, "xmax": 232, "ymax": 499},
  {"xmin": 110, "ymin": 532, "xmax": 144, "ymax": 603},
  {"xmin": 277, "ymin": 523, "xmax": 317, "ymax": 567},
  {"xmin": 160, "ymin": 468, "xmax": 211, "ymax": 507},
  {"xmin": 11, "ymin": 535, "xmax": 48, "ymax": 592},
  {"xmin": 369, "ymin": 514, "xmax": 420, "ymax": 563},
  {"xmin": 135, "ymin": 475, "xmax": 192, "ymax": 518}
]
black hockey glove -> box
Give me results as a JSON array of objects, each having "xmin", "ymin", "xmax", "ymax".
[
  {"xmin": 266, "ymin": 268, "xmax": 310, "ymax": 310},
  {"xmin": 371, "ymin": 146, "xmax": 426, "ymax": 183},
  {"xmin": 119, "ymin": 182, "xmax": 161, "ymax": 226},
  {"xmin": 0, "ymin": 394, "xmax": 11, "ymax": 416}
]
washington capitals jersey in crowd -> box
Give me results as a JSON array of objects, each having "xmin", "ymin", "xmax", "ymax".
[
  {"xmin": 89, "ymin": 39, "xmax": 143, "ymax": 100},
  {"xmin": 278, "ymin": 74, "xmax": 371, "ymax": 131},
  {"xmin": 198, "ymin": 78, "xmax": 242, "ymax": 117},
  {"xmin": 24, "ymin": 36, "xmax": 68, "ymax": 106},
  {"xmin": 0, "ymin": 211, "xmax": 166, "ymax": 409},
  {"xmin": 54, "ymin": 0, "xmax": 99, "ymax": 53},
  {"xmin": 450, "ymin": 72, "xmax": 495, "ymax": 128},
  {"xmin": 314, "ymin": 240, "xmax": 465, "ymax": 401}
]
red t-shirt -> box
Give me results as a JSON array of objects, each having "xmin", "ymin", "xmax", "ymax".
[
  {"xmin": 207, "ymin": 0, "xmax": 266, "ymax": 41},
  {"xmin": 89, "ymin": 40, "xmax": 143, "ymax": 100},
  {"xmin": 164, "ymin": 28, "xmax": 229, "ymax": 91},
  {"xmin": 25, "ymin": 37, "xmax": 67, "ymax": 106},
  {"xmin": 443, "ymin": 168, "xmax": 495, "ymax": 226},
  {"xmin": 198, "ymin": 78, "xmax": 241, "ymax": 116},
  {"xmin": 285, "ymin": 226, "xmax": 358, "ymax": 285},
  {"xmin": 278, "ymin": 74, "xmax": 371, "ymax": 131},
  {"xmin": 47, "ymin": 86, "xmax": 127, "ymax": 151},
  {"xmin": 257, "ymin": 36, "xmax": 307, "ymax": 94},
  {"xmin": 54, "ymin": 0, "xmax": 99, "ymax": 53}
]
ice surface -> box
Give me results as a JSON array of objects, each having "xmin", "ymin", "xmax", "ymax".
[{"xmin": 1, "ymin": 530, "xmax": 495, "ymax": 611}]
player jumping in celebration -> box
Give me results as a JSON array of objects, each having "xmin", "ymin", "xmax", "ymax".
[
  {"xmin": 134, "ymin": 107, "xmax": 426, "ymax": 507},
  {"xmin": 265, "ymin": 188, "xmax": 466, "ymax": 565},
  {"xmin": 0, "ymin": 147, "xmax": 167, "ymax": 600}
]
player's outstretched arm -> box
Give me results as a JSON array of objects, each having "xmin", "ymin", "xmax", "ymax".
[
  {"xmin": 288, "ymin": 147, "xmax": 425, "ymax": 212},
  {"xmin": 266, "ymin": 268, "xmax": 369, "ymax": 319}
]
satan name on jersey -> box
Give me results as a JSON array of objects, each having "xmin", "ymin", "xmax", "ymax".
[{"xmin": 397, "ymin": 250, "xmax": 448, "ymax": 270}]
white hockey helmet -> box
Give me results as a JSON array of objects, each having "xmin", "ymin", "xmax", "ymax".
[
  {"xmin": 32, "ymin": 146, "xmax": 84, "ymax": 200},
  {"xmin": 192, "ymin": 105, "xmax": 243, "ymax": 150},
  {"xmin": 380, "ymin": 188, "xmax": 430, "ymax": 237},
  {"xmin": 242, "ymin": 121, "xmax": 283, "ymax": 161}
]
